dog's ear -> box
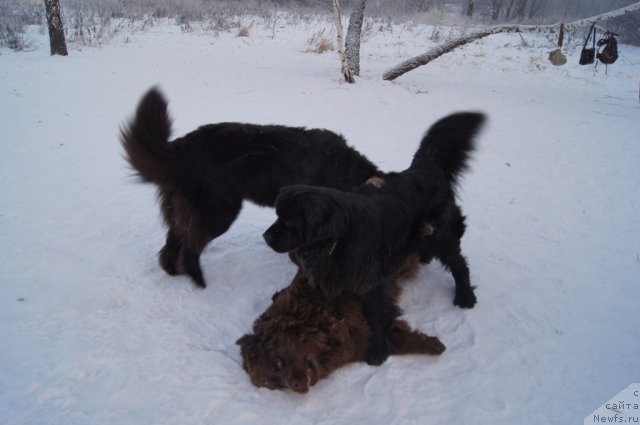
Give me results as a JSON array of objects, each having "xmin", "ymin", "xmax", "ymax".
[
  {"xmin": 236, "ymin": 333, "xmax": 265, "ymax": 373},
  {"xmin": 236, "ymin": 333, "xmax": 261, "ymax": 351},
  {"xmin": 236, "ymin": 334, "xmax": 260, "ymax": 361},
  {"xmin": 298, "ymin": 189, "xmax": 350, "ymax": 243},
  {"xmin": 274, "ymin": 185, "xmax": 308, "ymax": 218},
  {"xmin": 236, "ymin": 334, "xmax": 258, "ymax": 347},
  {"xmin": 276, "ymin": 185, "xmax": 350, "ymax": 246}
]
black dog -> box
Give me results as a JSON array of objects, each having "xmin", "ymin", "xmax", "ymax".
[
  {"xmin": 263, "ymin": 112, "xmax": 485, "ymax": 365},
  {"xmin": 120, "ymin": 87, "xmax": 379, "ymax": 288}
]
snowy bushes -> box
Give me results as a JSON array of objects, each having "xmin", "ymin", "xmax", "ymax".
[
  {"xmin": 307, "ymin": 29, "xmax": 334, "ymax": 53},
  {"xmin": 0, "ymin": 1, "xmax": 42, "ymax": 50}
]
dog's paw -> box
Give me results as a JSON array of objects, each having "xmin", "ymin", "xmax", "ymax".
[
  {"xmin": 454, "ymin": 287, "xmax": 477, "ymax": 309},
  {"xmin": 158, "ymin": 251, "xmax": 178, "ymax": 276},
  {"xmin": 422, "ymin": 335, "xmax": 446, "ymax": 355},
  {"xmin": 365, "ymin": 337, "xmax": 391, "ymax": 366}
]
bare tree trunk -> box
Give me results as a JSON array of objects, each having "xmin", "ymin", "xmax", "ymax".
[
  {"xmin": 490, "ymin": 0, "xmax": 503, "ymax": 21},
  {"xmin": 332, "ymin": 0, "xmax": 354, "ymax": 83},
  {"xmin": 527, "ymin": 0, "xmax": 544, "ymax": 20},
  {"xmin": 44, "ymin": 0, "xmax": 68, "ymax": 56},
  {"xmin": 383, "ymin": 1, "xmax": 640, "ymax": 81},
  {"xmin": 556, "ymin": 23, "xmax": 564, "ymax": 47},
  {"xmin": 345, "ymin": 0, "xmax": 367, "ymax": 76},
  {"xmin": 418, "ymin": 0, "xmax": 435, "ymax": 13},
  {"xmin": 505, "ymin": 0, "xmax": 516, "ymax": 19},
  {"xmin": 515, "ymin": 0, "xmax": 529, "ymax": 21},
  {"xmin": 466, "ymin": 0, "xmax": 475, "ymax": 18}
]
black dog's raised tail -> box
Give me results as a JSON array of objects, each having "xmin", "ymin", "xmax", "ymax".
[
  {"xmin": 120, "ymin": 87, "xmax": 175, "ymax": 185},
  {"xmin": 411, "ymin": 112, "xmax": 486, "ymax": 186}
]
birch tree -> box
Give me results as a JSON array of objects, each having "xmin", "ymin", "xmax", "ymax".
[
  {"xmin": 331, "ymin": 0, "xmax": 354, "ymax": 83},
  {"xmin": 344, "ymin": 0, "xmax": 367, "ymax": 76},
  {"xmin": 44, "ymin": 0, "xmax": 68, "ymax": 56},
  {"xmin": 383, "ymin": 1, "xmax": 640, "ymax": 81}
]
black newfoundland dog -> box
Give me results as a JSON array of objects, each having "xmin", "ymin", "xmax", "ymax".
[
  {"xmin": 263, "ymin": 112, "xmax": 485, "ymax": 365},
  {"xmin": 120, "ymin": 88, "xmax": 380, "ymax": 288}
]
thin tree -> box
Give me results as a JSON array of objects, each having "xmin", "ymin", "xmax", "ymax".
[
  {"xmin": 490, "ymin": 0, "xmax": 503, "ymax": 21},
  {"xmin": 383, "ymin": 1, "xmax": 640, "ymax": 81},
  {"xmin": 44, "ymin": 0, "xmax": 68, "ymax": 56},
  {"xmin": 514, "ymin": 0, "xmax": 528, "ymax": 21},
  {"xmin": 345, "ymin": 0, "xmax": 367, "ymax": 76},
  {"xmin": 466, "ymin": 0, "xmax": 475, "ymax": 18},
  {"xmin": 527, "ymin": 0, "xmax": 544, "ymax": 20},
  {"xmin": 331, "ymin": 0, "xmax": 354, "ymax": 83}
]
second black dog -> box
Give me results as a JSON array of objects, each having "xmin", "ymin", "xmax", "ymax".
[
  {"xmin": 120, "ymin": 88, "xmax": 380, "ymax": 288},
  {"xmin": 263, "ymin": 112, "xmax": 485, "ymax": 365}
]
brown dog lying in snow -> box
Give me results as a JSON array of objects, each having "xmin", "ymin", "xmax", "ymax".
[{"xmin": 236, "ymin": 255, "xmax": 445, "ymax": 393}]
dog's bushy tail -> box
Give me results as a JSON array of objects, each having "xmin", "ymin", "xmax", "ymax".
[
  {"xmin": 120, "ymin": 87, "xmax": 175, "ymax": 185},
  {"xmin": 410, "ymin": 112, "xmax": 486, "ymax": 186}
]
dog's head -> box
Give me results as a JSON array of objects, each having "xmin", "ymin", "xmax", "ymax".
[
  {"xmin": 236, "ymin": 330, "xmax": 322, "ymax": 394},
  {"xmin": 263, "ymin": 185, "xmax": 350, "ymax": 253},
  {"xmin": 236, "ymin": 273, "xmax": 351, "ymax": 393}
]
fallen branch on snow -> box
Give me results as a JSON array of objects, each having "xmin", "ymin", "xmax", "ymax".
[{"xmin": 382, "ymin": 1, "xmax": 640, "ymax": 81}]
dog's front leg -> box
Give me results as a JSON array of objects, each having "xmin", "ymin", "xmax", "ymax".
[{"xmin": 361, "ymin": 284, "xmax": 401, "ymax": 366}]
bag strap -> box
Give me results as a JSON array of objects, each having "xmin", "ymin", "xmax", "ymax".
[
  {"xmin": 583, "ymin": 23, "xmax": 596, "ymax": 49},
  {"xmin": 599, "ymin": 31, "xmax": 616, "ymax": 45}
]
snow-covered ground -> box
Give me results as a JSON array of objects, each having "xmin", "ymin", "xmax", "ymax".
[{"xmin": 1, "ymin": 16, "xmax": 639, "ymax": 425}]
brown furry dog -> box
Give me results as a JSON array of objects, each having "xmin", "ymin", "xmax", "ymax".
[{"xmin": 236, "ymin": 256, "xmax": 445, "ymax": 393}]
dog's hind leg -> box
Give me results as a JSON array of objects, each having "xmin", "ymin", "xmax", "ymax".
[
  {"xmin": 389, "ymin": 320, "xmax": 446, "ymax": 355},
  {"xmin": 178, "ymin": 223, "xmax": 215, "ymax": 289},
  {"xmin": 158, "ymin": 228, "xmax": 209, "ymax": 289},
  {"xmin": 437, "ymin": 240, "xmax": 476, "ymax": 308},
  {"xmin": 361, "ymin": 284, "xmax": 402, "ymax": 365},
  {"xmin": 159, "ymin": 230, "xmax": 183, "ymax": 276},
  {"xmin": 178, "ymin": 197, "xmax": 243, "ymax": 289},
  {"xmin": 181, "ymin": 246, "xmax": 207, "ymax": 288}
]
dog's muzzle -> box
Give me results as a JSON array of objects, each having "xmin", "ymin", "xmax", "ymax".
[{"xmin": 263, "ymin": 227, "xmax": 289, "ymax": 253}]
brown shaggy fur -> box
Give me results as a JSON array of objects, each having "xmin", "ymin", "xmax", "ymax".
[{"xmin": 236, "ymin": 256, "xmax": 445, "ymax": 393}]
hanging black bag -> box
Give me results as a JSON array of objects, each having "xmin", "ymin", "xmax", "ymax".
[
  {"xmin": 597, "ymin": 31, "xmax": 619, "ymax": 65},
  {"xmin": 579, "ymin": 23, "xmax": 596, "ymax": 65}
]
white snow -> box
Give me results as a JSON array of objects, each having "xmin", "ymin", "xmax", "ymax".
[{"xmin": 1, "ymin": 16, "xmax": 639, "ymax": 425}]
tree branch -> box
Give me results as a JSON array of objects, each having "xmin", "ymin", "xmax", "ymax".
[{"xmin": 383, "ymin": 1, "xmax": 640, "ymax": 81}]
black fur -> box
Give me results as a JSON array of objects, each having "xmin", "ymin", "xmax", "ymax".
[
  {"xmin": 263, "ymin": 112, "xmax": 485, "ymax": 365},
  {"xmin": 120, "ymin": 87, "xmax": 380, "ymax": 288}
]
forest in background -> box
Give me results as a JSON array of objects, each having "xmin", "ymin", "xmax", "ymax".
[{"xmin": 1, "ymin": 0, "xmax": 639, "ymax": 50}]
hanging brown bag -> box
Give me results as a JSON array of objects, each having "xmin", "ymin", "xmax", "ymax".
[{"xmin": 597, "ymin": 31, "xmax": 619, "ymax": 65}]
